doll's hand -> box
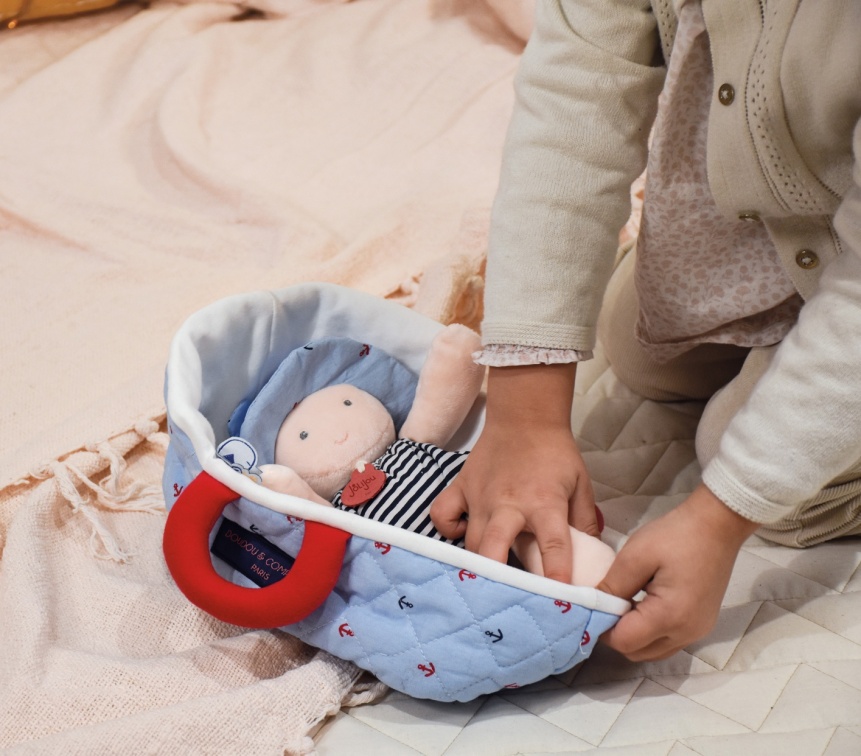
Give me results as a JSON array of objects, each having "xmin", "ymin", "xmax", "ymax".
[
  {"xmin": 260, "ymin": 464, "xmax": 331, "ymax": 508},
  {"xmin": 430, "ymin": 364, "xmax": 598, "ymax": 582},
  {"xmin": 596, "ymin": 484, "xmax": 758, "ymax": 660}
]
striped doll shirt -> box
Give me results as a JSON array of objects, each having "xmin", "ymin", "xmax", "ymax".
[{"xmin": 332, "ymin": 438, "xmax": 467, "ymax": 545}]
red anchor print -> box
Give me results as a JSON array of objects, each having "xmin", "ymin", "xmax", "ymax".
[
  {"xmin": 173, "ymin": 483, "xmax": 183, "ymax": 498},
  {"xmin": 417, "ymin": 662, "xmax": 436, "ymax": 678},
  {"xmin": 458, "ymin": 570, "xmax": 477, "ymax": 581},
  {"xmin": 286, "ymin": 515, "xmax": 304, "ymax": 524},
  {"xmin": 504, "ymin": 683, "xmax": 520, "ymax": 689},
  {"xmin": 338, "ymin": 623, "xmax": 354, "ymax": 638},
  {"xmin": 374, "ymin": 542, "xmax": 391, "ymax": 555},
  {"xmin": 580, "ymin": 630, "xmax": 591, "ymax": 647},
  {"xmin": 359, "ymin": 344, "xmax": 371, "ymax": 357},
  {"xmin": 554, "ymin": 600, "xmax": 572, "ymax": 614}
]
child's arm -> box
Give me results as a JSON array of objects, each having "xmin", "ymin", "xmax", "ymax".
[{"xmin": 430, "ymin": 362, "xmax": 599, "ymax": 583}]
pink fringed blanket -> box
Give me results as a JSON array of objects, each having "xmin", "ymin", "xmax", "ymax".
[{"xmin": 0, "ymin": 1, "xmax": 528, "ymax": 751}]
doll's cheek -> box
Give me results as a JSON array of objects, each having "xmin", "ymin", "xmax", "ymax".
[
  {"xmin": 281, "ymin": 435, "xmax": 355, "ymax": 478},
  {"xmin": 278, "ymin": 442, "xmax": 325, "ymax": 475}
]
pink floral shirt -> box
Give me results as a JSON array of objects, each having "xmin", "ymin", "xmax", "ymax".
[{"xmin": 634, "ymin": 0, "xmax": 801, "ymax": 362}]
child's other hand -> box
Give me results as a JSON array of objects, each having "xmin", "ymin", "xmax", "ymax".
[
  {"xmin": 597, "ymin": 484, "xmax": 759, "ymax": 660},
  {"xmin": 430, "ymin": 363, "xmax": 597, "ymax": 583}
]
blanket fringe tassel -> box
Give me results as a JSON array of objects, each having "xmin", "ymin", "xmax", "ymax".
[
  {"xmin": 26, "ymin": 417, "xmax": 169, "ymax": 563},
  {"xmin": 342, "ymin": 676, "xmax": 389, "ymax": 707}
]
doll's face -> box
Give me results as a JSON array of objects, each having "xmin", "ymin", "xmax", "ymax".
[{"xmin": 273, "ymin": 384, "xmax": 396, "ymax": 499}]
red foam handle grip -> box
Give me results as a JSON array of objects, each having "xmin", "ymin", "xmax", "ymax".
[{"xmin": 163, "ymin": 472, "xmax": 350, "ymax": 628}]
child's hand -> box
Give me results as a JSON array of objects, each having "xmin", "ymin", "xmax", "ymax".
[
  {"xmin": 597, "ymin": 484, "xmax": 759, "ymax": 660},
  {"xmin": 430, "ymin": 363, "xmax": 598, "ymax": 582}
]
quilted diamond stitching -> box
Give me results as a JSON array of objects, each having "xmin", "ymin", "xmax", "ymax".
[{"xmin": 282, "ymin": 532, "xmax": 610, "ymax": 701}]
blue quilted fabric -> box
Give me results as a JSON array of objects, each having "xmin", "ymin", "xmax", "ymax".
[
  {"xmin": 281, "ymin": 521, "xmax": 619, "ymax": 702},
  {"xmin": 213, "ymin": 495, "xmax": 620, "ymax": 701}
]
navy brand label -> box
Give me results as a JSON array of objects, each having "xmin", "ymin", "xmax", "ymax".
[{"xmin": 210, "ymin": 518, "xmax": 295, "ymax": 587}]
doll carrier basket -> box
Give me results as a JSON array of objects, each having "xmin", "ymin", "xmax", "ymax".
[{"xmin": 161, "ymin": 283, "xmax": 629, "ymax": 703}]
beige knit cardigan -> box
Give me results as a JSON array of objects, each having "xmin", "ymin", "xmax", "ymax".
[{"xmin": 482, "ymin": 0, "xmax": 861, "ymax": 524}]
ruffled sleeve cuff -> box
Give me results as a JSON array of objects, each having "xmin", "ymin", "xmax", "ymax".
[{"xmin": 473, "ymin": 343, "xmax": 593, "ymax": 367}]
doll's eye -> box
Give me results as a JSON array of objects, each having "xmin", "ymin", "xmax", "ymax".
[
  {"xmin": 343, "ymin": 399, "xmax": 352, "ymax": 406},
  {"xmin": 299, "ymin": 431, "xmax": 308, "ymax": 440}
]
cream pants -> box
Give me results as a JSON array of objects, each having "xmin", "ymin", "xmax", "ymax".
[{"xmin": 598, "ymin": 248, "xmax": 861, "ymax": 547}]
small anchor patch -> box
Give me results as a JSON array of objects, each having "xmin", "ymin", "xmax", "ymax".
[
  {"xmin": 418, "ymin": 662, "xmax": 436, "ymax": 677},
  {"xmin": 398, "ymin": 596, "xmax": 413, "ymax": 610},
  {"xmin": 484, "ymin": 629, "xmax": 503, "ymax": 643}
]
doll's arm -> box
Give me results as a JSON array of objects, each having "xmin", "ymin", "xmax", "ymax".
[
  {"xmin": 399, "ymin": 324, "xmax": 484, "ymax": 447},
  {"xmin": 260, "ymin": 464, "xmax": 332, "ymax": 507}
]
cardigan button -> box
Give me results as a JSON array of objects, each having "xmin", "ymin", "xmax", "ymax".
[
  {"xmin": 738, "ymin": 211, "xmax": 761, "ymax": 222},
  {"xmin": 796, "ymin": 250, "xmax": 820, "ymax": 270},
  {"xmin": 718, "ymin": 83, "xmax": 735, "ymax": 105}
]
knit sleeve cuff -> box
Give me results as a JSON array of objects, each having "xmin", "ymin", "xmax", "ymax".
[{"xmin": 701, "ymin": 457, "xmax": 795, "ymax": 525}]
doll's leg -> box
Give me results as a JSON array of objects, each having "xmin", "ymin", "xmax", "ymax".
[
  {"xmin": 598, "ymin": 246, "xmax": 749, "ymax": 402},
  {"xmin": 696, "ymin": 347, "xmax": 861, "ymax": 547},
  {"xmin": 513, "ymin": 528, "xmax": 616, "ymax": 588}
]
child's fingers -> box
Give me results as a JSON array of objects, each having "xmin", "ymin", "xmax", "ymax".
[
  {"xmin": 596, "ymin": 541, "xmax": 664, "ymax": 656},
  {"xmin": 528, "ymin": 509, "xmax": 574, "ymax": 583},
  {"xmin": 475, "ymin": 508, "xmax": 526, "ymax": 565},
  {"xmin": 429, "ymin": 483, "xmax": 469, "ymax": 540},
  {"xmin": 569, "ymin": 476, "xmax": 599, "ymax": 536},
  {"xmin": 595, "ymin": 532, "xmax": 657, "ymax": 601},
  {"xmin": 607, "ymin": 630, "xmax": 680, "ymax": 662},
  {"xmin": 600, "ymin": 604, "xmax": 673, "ymax": 659}
]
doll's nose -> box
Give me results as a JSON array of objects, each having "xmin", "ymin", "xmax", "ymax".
[{"xmin": 334, "ymin": 433, "xmax": 349, "ymax": 446}]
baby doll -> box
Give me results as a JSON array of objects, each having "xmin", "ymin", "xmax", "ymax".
[{"xmin": 260, "ymin": 325, "xmax": 616, "ymax": 588}]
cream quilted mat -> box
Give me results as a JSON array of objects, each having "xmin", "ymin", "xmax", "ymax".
[{"xmin": 314, "ymin": 346, "xmax": 861, "ymax": 756}]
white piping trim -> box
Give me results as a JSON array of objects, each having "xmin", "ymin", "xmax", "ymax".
[{"xmin": 201, "ymin": 456, "xmax": 630, "ymax": 617}]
